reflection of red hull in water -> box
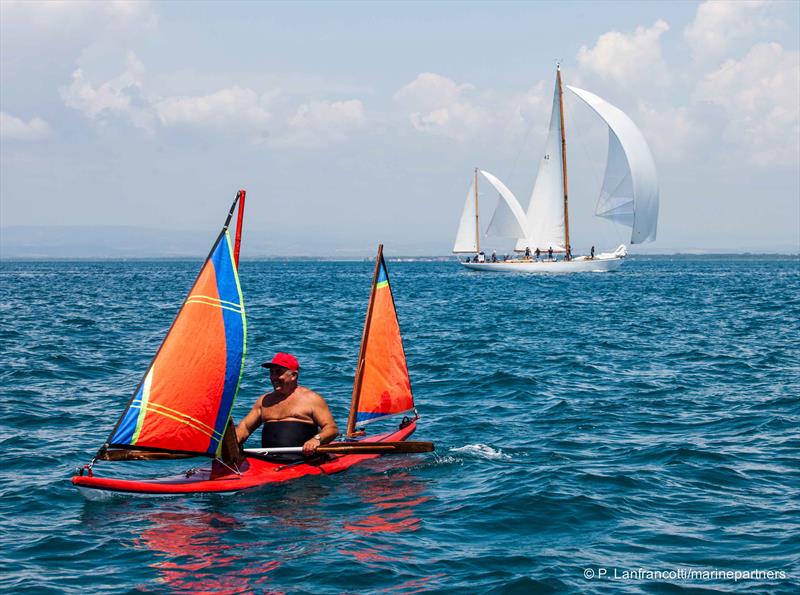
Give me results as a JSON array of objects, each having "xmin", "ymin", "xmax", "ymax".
[
  {"xmin": 135, "ymin": 511, "xmax": 282, "ymax": 594},
  {"xmin": 73, "ymin": 422, "xmax": 416, "ymax": 496}
]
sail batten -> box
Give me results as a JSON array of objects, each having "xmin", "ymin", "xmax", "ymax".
[{"xmin": 104, "ymin": 195, "xmax": 246, "ymax": 459}]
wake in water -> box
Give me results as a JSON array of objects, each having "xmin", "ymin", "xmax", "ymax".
[{"xmin": 450, "ymin": 444, "xmax": 512, "ymax": 461}]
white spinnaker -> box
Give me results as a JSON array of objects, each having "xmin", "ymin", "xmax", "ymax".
[
  {"xmin": 453, "ymin": 180, "xmax": 478, "ymax": 253},
  {"xmin": 482, "ymin": 170, "xmax": 530, "ymax": 239},
  {"xmin": 516, "ymin": 78, "xmax": 566, "ymax": 253},
  {"xmin": 567, "ymin": 86, "xmax": 659, "ymax": 243}
]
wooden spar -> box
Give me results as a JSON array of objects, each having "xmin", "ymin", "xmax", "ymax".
[
  {"xmin": 99, "ymin": 450, "xmax": 197, "ymax": 461},
  {"xmin": 346, "ymin": 244, "xmax": 384, "ymax": 437},
  {"xmin": 233, "ymin": 189, "xmax": 246, "ymax": 268},
  {"xmin": 245, "ymin": 441, "xmax": 435, "ymax": 456},
  {"xmin": 557, "ymin": 66, "xmax": 571, "ymax": 253},
  {"xmin": 474, "ymin": 167, "xmax": 480, "ymax": 253}
]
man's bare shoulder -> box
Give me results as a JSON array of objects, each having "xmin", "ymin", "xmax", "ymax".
[{"xmin": 295, "ymin": 386, "xmax": 327, "ymax": 403}]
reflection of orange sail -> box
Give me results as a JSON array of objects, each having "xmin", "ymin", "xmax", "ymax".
[
  {"xmin": 136, "ymin": 510, "xmax": 282, "ymax": 594},
  {"xmin": 347, "ymin": 245, "xmax": 415, "ymax": 436}
]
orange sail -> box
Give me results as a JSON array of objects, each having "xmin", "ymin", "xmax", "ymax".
[
  {"xmin": 105, "ymin": 194, "xmax": 246, "ymax": 458},
  {"xmin": 347, "ymin": 245, "xmax": 415, "ymax": 437}
]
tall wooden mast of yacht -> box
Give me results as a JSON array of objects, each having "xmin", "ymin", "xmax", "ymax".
[
  {"xmin": 557, "ymin": 65, "xmax": 570, "ymax": 253},
  {"xmin": 474, "ymin": 167, "xmax": 480, "ymax": 254}
]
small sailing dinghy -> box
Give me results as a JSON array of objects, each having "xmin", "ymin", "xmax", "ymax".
[
  {"xmin": 72, "ymin": 194, "xmax": 432, "ymax": 496},
  {"xmin": 453, "ymin": 65, "xmax": 659, "ymax": 273}
]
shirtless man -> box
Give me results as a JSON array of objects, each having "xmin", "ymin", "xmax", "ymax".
[{"xmin": 235, "ymin": 353, "xmax": 338, "ymax": 455}]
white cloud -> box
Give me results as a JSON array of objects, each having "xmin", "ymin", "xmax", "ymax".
[
  {"xmin": 393, "ymin": 73, "xmax": 488, "ymax": 139},
  {"xmin": 59, "ymin": 53, "xmax": 370, "ymax": 146},
  {"xmin": 636, "ymin": 103, "xmax": 703, "ymax": 163},
  {"xmin": 0, "ymin": 112, "xmax": 51, "ymax": 141},
  {"xmin": 60, "ymin": 52, "xmax": 155, "ymax": 132},
  {"xmin": 1, "ymin": 0, "xmax": 158, "ymax": 83},
  {"xmin": 1, "ymin": 0, "xmax": 157, "ymax": 38},
  {"xmin": 577, "ymin": 20, "xmax": 671, "ymax": 86},
  {"xmin": 284, "ymin": 100, "xmax": 366, "ymax": 147},
  {"xmin": 393, "ymin": 73, "xmax": 552, "ymax": 143},
  {"xmin": 394, "ymin": 73, "xmax": 474, "ymax": 114},
  {"xmin": 693, "ymin": 42, "xmax": 799, "ymax": 167},
  {"xmin": 684, "ymin": 1, "xmax": 778, "ymax": 63},
  {"xmin": 155, "ymin": 87, "xmax": 273, "ymax": 133}
]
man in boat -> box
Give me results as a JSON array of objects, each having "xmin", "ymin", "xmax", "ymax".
[
  {"xmin": 590, "ymin": 245, "xmax": 595, "ymax": 259},
  {"xmin": 235, "ymin": 352, "xmax": 339, "ymax": 456},
  {"xmin": 534, "ymin": 247, "xmax": 540, "ymax": 261}
]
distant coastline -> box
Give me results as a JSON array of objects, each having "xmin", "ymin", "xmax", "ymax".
[
  {"xmin": 1, "ymin": 225, "xmax": 798, "ymax": 259},
  {"xmin": 2, "ymin": 254, "xmax": 798, "ymax": 262}
]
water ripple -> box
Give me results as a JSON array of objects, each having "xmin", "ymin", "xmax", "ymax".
[{"xmin": 0, "ymin": 256, "xmax": 798, "ymax": 593}]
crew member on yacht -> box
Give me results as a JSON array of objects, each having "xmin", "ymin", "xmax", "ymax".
[{"xmin": 236, "ymin": 352, "xmax": 338, "ymax": 455}]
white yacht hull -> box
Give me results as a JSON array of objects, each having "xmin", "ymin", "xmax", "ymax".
[{"xmin": 460, "ymin": 255, "xmax": 623, "ymax": 273}]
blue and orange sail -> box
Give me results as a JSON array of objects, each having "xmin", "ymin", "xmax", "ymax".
[
  {"xmin": 105, "ymin": 193, "xmax": 246, "ymax": 458},
  {"xmin": 346, "ymin": 245, "xmax": 415, "ymax": 436}
]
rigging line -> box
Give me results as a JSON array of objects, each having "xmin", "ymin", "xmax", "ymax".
[
  {"xmin": 563, "ymin": 95, "xmax": 604, "ymax": 200},
  {"xmin": 128, "ymin": 401, "xmax": 224, "ymax": 438},
  {"xmin": 130, "ymin": 405, "xmax": 223, "ymax": 440},
  {"xmin": 213, "ymin": 458, "xmax": 241, "ymax": 476},
  {"xmin": 187, "ymin": 294, "xmax": 242, "ymax": 308},
  {"xmin": 185, "ymin": 298, "xmax": 244, "ymax": 314},
  {"xmin": 596, "ymin": 174, "xmax": 632, "ymax": 213},
  {"xmin": 143, "ymin": 401, "xmax": 225, "ymax": 436},
  {"xmin": 355, "ymin": 407, "xmax": 417, "ymax": 428},
  {"xmin": 506, "ymin": 92, "xmax": 541, "ymax": 191}
]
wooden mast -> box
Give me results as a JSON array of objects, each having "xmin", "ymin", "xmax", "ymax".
[
  {"xmin": 474, "ymin": 167, "xmax": 480, "ymax": 254},
  {"xmin": 233, "ymin": 189, "xmax": 246, "ymax": 268},
  {"xmin": 346, "ymin": 244, "xmax": 384, "ymax": 437},
  {"xmin": 557, "ymin": 65, "xmax": 570, "ymax": 253},
  {"xmin": 220, "ymin": 187, "xmax": 247, "ymax": 469}
]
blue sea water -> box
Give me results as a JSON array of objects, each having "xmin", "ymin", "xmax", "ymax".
[{"xmin": 0, "ymin": 255, "xmax": 798, "ymax": 594}]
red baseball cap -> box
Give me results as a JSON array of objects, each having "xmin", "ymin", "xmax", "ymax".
[{"xmin": 261, "ymin": 352, "xmax": 300, "ymax": 372}]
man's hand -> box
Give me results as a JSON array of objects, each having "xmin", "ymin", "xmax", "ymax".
[{"xmin": 302, "ymin": 437, "xmax": 322, "ymax": 455}]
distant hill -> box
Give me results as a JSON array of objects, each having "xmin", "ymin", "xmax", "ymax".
[{"xmin": 0, "ymin": 226, "xmax": 452, "ymax": 259}]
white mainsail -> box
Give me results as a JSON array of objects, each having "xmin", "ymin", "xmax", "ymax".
[
  {"xmin": 516, "ymin": 77, "xmax": 566, "ymax": 253},
  {"xmin": 567, "ymin": 86, "xmax": 659, "ymax": 243},
  {"xmin": 453, "ymin": 180, "xmax": 478, "ymax": 253},
  {"xmin": 483, "ymin": 170, "xmax": 529, "ymax": 239}
]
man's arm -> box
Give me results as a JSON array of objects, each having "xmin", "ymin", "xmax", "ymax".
[
  {"xmin": 235, "ymin": 398, "xmax": 264, "ymax": 445},
  {"xmin": 303, "ymin": 392, "xmax": 339, "ymax": 454}
]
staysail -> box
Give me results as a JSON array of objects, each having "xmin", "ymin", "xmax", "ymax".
[
  {"xmin": 453, "ymin": 176, "xmax": 478, "ymax": 253},
  {"xmin": 103, "ymin": 193, "xmax": 247, "ymax": 458},
  {"xmin": 346, "ymin": 245, "xmax": 415, "ymax": 437},
  {"xmin": 567, "ymin": 86, "xmax": 659, "ymax": 243},
  {"xmin": 483, "ymin": 170, "xmax": 530, "ymax": 239}
]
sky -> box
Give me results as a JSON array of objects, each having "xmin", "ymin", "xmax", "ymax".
[{"xmin": 1, "ymin": 0, "xmax": 799, "ymax": 256}]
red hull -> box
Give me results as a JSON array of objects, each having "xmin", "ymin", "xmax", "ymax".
[{"xmin": 73, "ymin": 422, "xmax": 416, "ymax": 496}]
